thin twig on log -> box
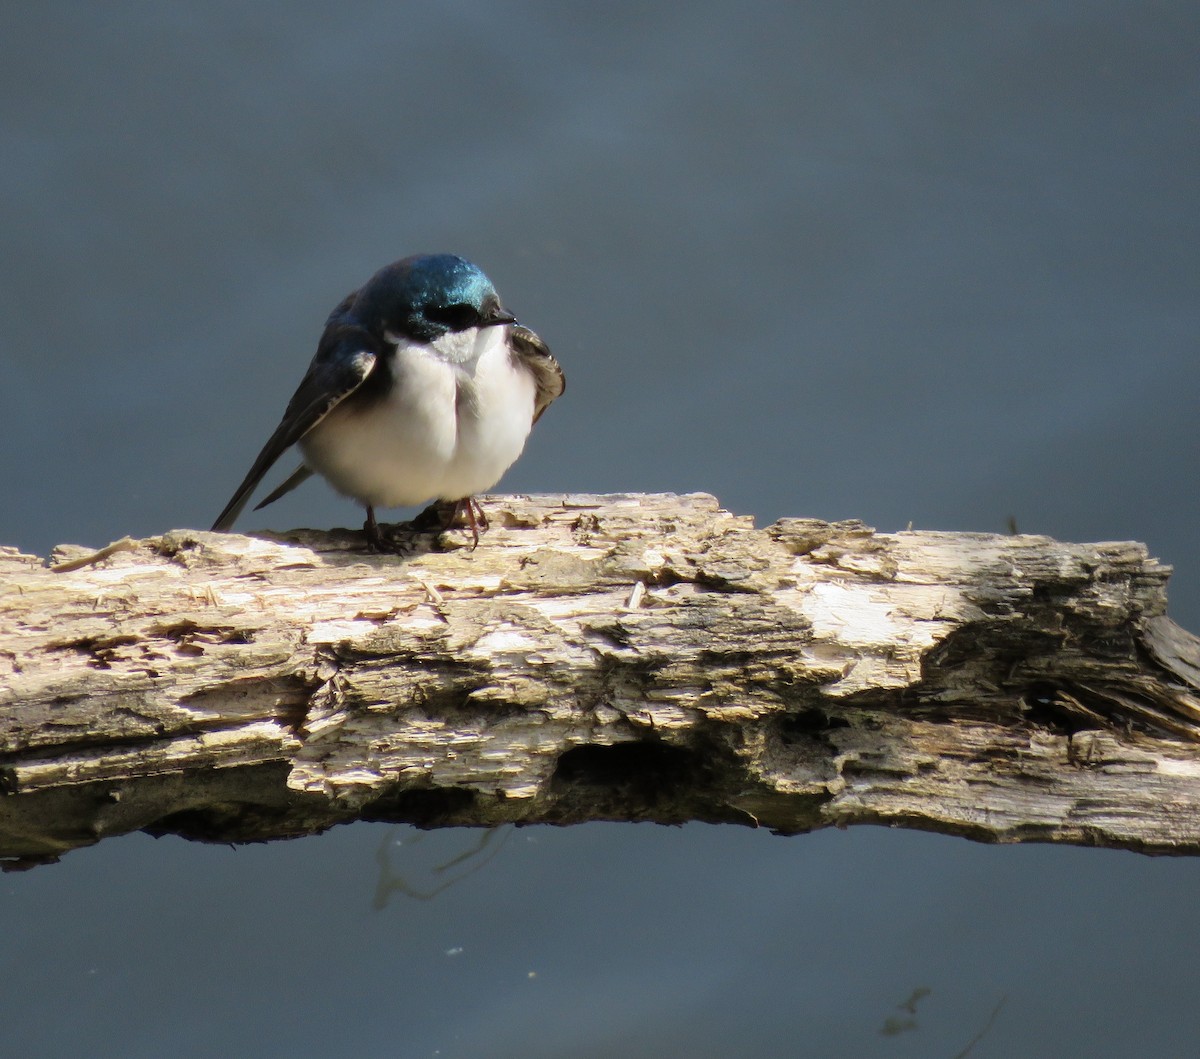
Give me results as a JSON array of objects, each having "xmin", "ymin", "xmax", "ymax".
[{"xmin": 2, "ymin": 491, "xmax": 1200, "ymax": 870}]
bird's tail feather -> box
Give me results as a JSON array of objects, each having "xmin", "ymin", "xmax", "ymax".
[
  {"xmin": 253, "ymin": 465, "xmax": 314, "ymax": 511},
  {"xmin": 211, "ymin": 464, "xmax": 313, "ymax": 532}
]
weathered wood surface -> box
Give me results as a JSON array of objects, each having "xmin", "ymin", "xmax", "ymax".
[{"xmin": 3, "ymin": 491, "xmax": 1200, "ymax": 869}]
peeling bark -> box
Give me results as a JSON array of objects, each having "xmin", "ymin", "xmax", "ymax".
[{"xmin": 2, "ymin": 492, "xmax": 1199, "ymax": 869}]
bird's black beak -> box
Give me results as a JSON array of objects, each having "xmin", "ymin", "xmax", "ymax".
[{"xmin": 483, "ymin": 305, "xmax": 518, "ymax": 328}]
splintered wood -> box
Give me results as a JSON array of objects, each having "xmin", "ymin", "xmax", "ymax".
[{"xmin": 3, "ymin": 492, "xmax": 1200, "ymax": 867}]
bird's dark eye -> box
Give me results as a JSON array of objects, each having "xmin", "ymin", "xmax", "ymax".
[{"xmin": 425, "ymin": 303, "xmax": 480, "ymax": 331}]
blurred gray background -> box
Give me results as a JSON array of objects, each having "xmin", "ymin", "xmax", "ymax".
[{"xmin": 3, "ymin": 3, "xmax": 1199, "ymax": 1056}]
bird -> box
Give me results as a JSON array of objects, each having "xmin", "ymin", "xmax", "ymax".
[{"xmin": 211, "ymin": 254, "xmax": 564, "ymax": 549}]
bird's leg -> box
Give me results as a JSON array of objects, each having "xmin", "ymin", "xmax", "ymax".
[
  {"xmin": 440, "ymin": 497, "xmax": 488, "ymax": 548},
  {"xmin": 459, "ymin": 496, "xmax": 488, "ymax": 550},
  {"xmin": 363, "ymin": 505, "xmax": 385, "ymax": 551},
  {"xmin": 410, "ymin": 498, "xmax": 489, "ymax": 549}
]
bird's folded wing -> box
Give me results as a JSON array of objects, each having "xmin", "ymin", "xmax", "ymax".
[
  {"xmin": 211, "ymin": 347, "xmax": 377, "ymax": 531},
  {"xmin": 509, "ymin": 325, "xmax": 565, "ymax": 424}
]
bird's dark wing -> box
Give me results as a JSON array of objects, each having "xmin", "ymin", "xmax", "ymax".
[
  {"xmin": 211, "ymin": 343, "xmax": 378, "ymax": 531},
  {"xmin": 509, "ymin": 324, "xmax": 565, "ymax": 424}
]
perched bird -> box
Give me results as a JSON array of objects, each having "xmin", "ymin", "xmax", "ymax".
[{"xmin": 212, "ymin": 254, "xmax": 564, "ymax": 549}]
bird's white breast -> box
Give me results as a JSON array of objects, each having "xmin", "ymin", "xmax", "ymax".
[{"xmin": 299, "ymin": 326, "xmax": 537, "ymax": 508}]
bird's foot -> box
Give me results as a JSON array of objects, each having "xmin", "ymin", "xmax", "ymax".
[
  {"xmin": 412, "ymin": 497, "xmax": 488, "ymax": 549},
  {"xmin": 361, "ymin": 506, "xmax": 416, "ymax": 554},
  {"xmin": 362, "ymin": 500, "xmax": 489, "ymax": 553},
  {"xmin": 362, "ymin": 507, "xmax": 387, "ymax": 552}
]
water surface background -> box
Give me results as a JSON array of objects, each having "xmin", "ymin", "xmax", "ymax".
[{"xmin": 3, "ymin": 4, "xmax": 1199, "ymax": 1056}]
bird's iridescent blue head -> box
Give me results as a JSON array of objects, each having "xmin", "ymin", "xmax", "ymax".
[{"xmin": 354, "ymin": 254, "xmax": 516, "ymax": 343}]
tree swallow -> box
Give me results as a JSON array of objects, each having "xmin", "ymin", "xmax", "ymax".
[{"xmin": 212, "ymin": 254, "xmax": 564, "ymax": 549}]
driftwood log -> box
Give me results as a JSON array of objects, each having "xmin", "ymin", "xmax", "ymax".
[{"xmin": 3, "ymin": 491, "xmax": 1200, "ymax": 870}]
